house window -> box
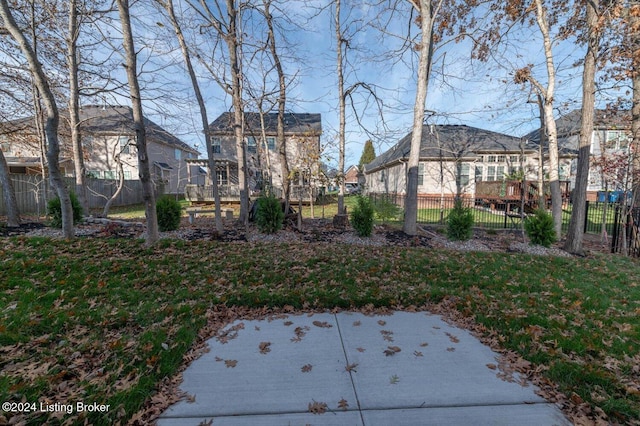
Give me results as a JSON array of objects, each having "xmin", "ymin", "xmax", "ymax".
[
  {"xmin": 380, "ymin": 170, "xmax": 385, "ymax": 182},
  {"xmin": 606, "ymin": 130, "xmax": 630, "ymax": 150},
  {"xmin": 457, "ymin": 163, "xmax": 470, "ymax": 186},
  {"xmin": 216, "ymin": 170, "xmax": 228, "ymax": 185},
  {"xmin": 418, "ymin": 163, "xmax": 425, "ymax": 186},
  {"xmin": 475, "ymin": 165, "xmax": 483, "ymax": 182},
  {"xmin": 212, "ymin": 137, "xmax": 221, "ymax": 154},
  {"xmin": 87, "ymin": 170, "xmax": 102, "ymax": 179},
  {"xmin": 122, "ymin": 170, "xmax": 132, "ymax": 180},
  {"xmin": 266, "ymin": 137, "xmax": 276, "ymax": 151},
  {"xmin": 174, "ymin": 148, "xmax": 181, "ymax": 160},
  {"xmin": 497, "ymin": 155, "xmax": 506, "ymax": 163},
  {"xmin": 119, "ymin": 136, "xmax": 130, "ymax": 154},
  {"xmin": 487, "ymin": 155, "xmax": 497, "ymax": 163},
  {"xmin": 247, "ymin": 136, "xmax": 257, "ymax": 153},
  {"xmin": 104, "ymin": 170, "xmax": 117, "ymax": 180},
  {"xmin": 509, "ymin": 155, "xmax": 519, "ymax": 163},
  {"xmin": 486, "ymin": 166, "xmax": 496, "ymax": 181},
  {"xmin": 497, "ymin": 166, "xmax": 505, "ymax": 180}
]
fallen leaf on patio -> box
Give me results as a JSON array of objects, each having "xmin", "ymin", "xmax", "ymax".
[
  {"xmin": 301, "ymin": 364, "xmax": 313, "ymax": 373},
  {"xmin": 259, "ymin": 342, "xmax": 271, "ymax": 354},
  {"xmin": 224, "ymin": 359, "xmax": 237, "ymax": 368},
  {"xmin": 345, "ymin": 363, "xmax": 358, "ymax": 372},
  {"xmin": 384, "ymin": 346, "xmax": 401, "ymax": 356},
  {"xmin": 445, "ymin": 332, "xmax": 459, "ymax": 343},
  {"xmin": 338, "ymin": 398, "xmax": 349, "ymax": 410},
  {"xmin": 255, "ymin": 326, "xmax": 260, "ymax": 331},
  {"xmin": 486, "ymin": 363, "xmax": 497, "ymax": 370},
  {"xmin": 447, "ymin": 347, "xmax": 456, "ymax": 352},
  {"xmin": 413, "ymin": 351, "xmax": 423, "ymax": 357},
  {"xmin": 380, "ymin": 330, "xmax": 394, "ymax": 342},
  {"xmin": 312, "ymin": 321, "xmax": 333, "ymax": 328},
  {"xmin": 215, "ymin": 356, "xmax": 223, "ymax": 362},
  {"xmin": 353, "ymin": 321, "xmax": 361, "ymax": 326},
  {"xmin": 283, "ymin": 321, "xmax": 293, "ymax": 326},
  {"xmin": 377, "ymin": 320, "xmax": 386, "ymax": 326},
  {"xmin": 186, "ymin": 394, "xmax": 196, "ymax": 403},
  {"xmin": 357, "ymin": 347, "xmax": 365, "ymax": 352},
  {"xmin": 420, "ymin": 342, "xmax": 429, "ymax": 347},
  {"xmin": 308, "ymin": 401, "xmax": 328, "ymax": 414},
  {"xmin": 390, "ymin": 375, "xmax": 400, "ymax": 384},
  {"xmin": 197, "ymin": 420, "xmax": 213, "ymax": 426}
]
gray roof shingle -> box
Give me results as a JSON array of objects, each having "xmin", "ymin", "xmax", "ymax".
[
  {"xmin": 209, "ymin": 112, "xmax": 322, "ymax": 135},
  {"xmin": 365, "ymin": 125, "xmax": 526, "ymax": 172}
]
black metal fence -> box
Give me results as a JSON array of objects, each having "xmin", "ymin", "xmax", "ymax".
[
  {"xmin": 611, "ymin": 206, "xmax": 640, "ymax": 256},
  {"xmin": 368, "ymin": 193, "xmax": 623, "ymax": 235}
]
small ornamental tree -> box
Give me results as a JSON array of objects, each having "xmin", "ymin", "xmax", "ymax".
[
  {"xmin": 156, "ymin": 196, "xmax": 182, "ymax": 232},
  {"xmin": 255, "ymin": 192, "xmax": 284, "ymax": 234},
  {"xmin": 524, "ymin": 208, "xmax": 557, "ymax": 247},
  {"xmin": 47, "ymin": 192, "xmax": 83, "ymax": 229},
  {"xmin": 447, "ymin": 199, "xmax": 474, "ymax": 241},
  {"xmin": 351, "ymin": 195, "xmax": 374, "ymax": 237}
]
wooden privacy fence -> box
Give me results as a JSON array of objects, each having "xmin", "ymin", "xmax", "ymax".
[{"xmin": 0, "ymin": 174, "xmax": 152, "ymax": 215}]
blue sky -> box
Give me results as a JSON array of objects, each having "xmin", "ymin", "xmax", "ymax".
[{"xmin": 118, "ymin": 1, "xmax": 625, "ymax": 168}]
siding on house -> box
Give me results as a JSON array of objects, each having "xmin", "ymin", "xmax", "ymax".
[
  {"xmin": 207, "ymin": 112, "xmax": 322, "ymax": 194},
  {"xmin": 365, "ymin": 124, "xmax": 534, "ymax": 197},
  {"xmin": 0, "ymin": 105, "xmax": 198, "ymax": 195}
]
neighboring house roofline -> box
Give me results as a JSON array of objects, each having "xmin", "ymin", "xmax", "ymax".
[
  {"xmin": 209, "ymin": 111, "xmax": 322, "ymax": 136},
  {"xmin": 365, "ymin": 124, "xmax": 526, "ymax": 174},
  {"xmin": 0, "ymin": 104, "xmax": 199, "ymax": 156}
]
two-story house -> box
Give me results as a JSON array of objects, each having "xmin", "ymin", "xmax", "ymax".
[
  {"xmin": 0, "ymin": 105, "xmax": 199, "ymax": 195},
  {"xmin": 185, "ymin": 111, "xmax": 322, "ymax": 203},
  {"xmin": 525, "ymin": 109, "xmax": 631, "ymax": 201}
]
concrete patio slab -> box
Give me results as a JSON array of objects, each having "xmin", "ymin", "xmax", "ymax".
[
  {"xmin": 360, "ymin": 404, "xmax": 571, "ymax": 426},
  {"xmin": 336, "ymin": 311, "xmax": 544, "ymax": 409},
  {"xmin": 158, "ymin": 311, "xmax": 571, "ymax": 426},
  {"xmin": 159, "ymin": 313, "xmax": 356, "ymax": 419}
]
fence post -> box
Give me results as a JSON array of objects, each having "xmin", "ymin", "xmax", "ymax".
[
  {"xmin": 611, "ymin": 204, "xmax": 620, "ymax": 254},
  {"xmin": 583, "ymin": 200, "xmax": 589, "ymax": 233}
]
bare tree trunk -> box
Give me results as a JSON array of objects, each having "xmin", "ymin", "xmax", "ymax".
[
  {"xmin": 564, "ymin": 0, "xmax": 599, "ymax": 255},
  {"xmin": 263, "ymin": 0, "xmax": 289, "ymax": 212},
  {"xmin": 0, "ymin": 0, "xmax": 74, "ymax": 238},
  {"xmin": 533, "ymin": 0, "xmax": 562, "ymax": 238},
  {"xmin": 224, "ymin": 0, "xmax": 249, "ymax": 226},
  {"xmin": 163, "ymin": 0, "xmax": 223, "ymax": 232},
  {"xmin": 404, "ymin": 0, "xmax": 439, "ymax": 235},
  {"xmin": 0, "ymin": 149, "xmax": 21, "ymax": 226},
  {"xmin": 102, "ymin": 150, "xmax": 125, "ymax": 217},
  {"xmin": 116, "ymin": 0, "xmax": 159, "ymax": 244},
  {"xmin": 68, "ymin": 0, "xmax": 89, "ymax": 216},
  {"xmin": 336, "ymin": 0, "xmax": 346, "ymax": 215},
  {"xmin": 536, "ymin": 94, "xmax": 546, "ymax": 208},
  {"xmin": 631, "ymin": 3, "xmax": 640, "ymax": 209}
]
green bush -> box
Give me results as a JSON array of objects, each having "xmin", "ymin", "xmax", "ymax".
[
  {"xmin": 351, "ymin": 196, "xmax": 374, "ymax": 237},
  {"xmin": 47, "ymin": 192, "xmax": 83, "ymax": 228},
  {"xmin": 156, "ymin": 196, "xmax": 182, "ymax": 232},
  {"xmin": 524, "ymin": 208, "xmax": 556, "ymax": 247},
  {"xmin": 446, "ymin": 199, "xmax": 474, "ymax": 241},
  {"xmin": 255, "ymin": 193, "xmax": 284, "ymax": 234},
  {"xmin": 373, "ymin": 196, "xmax": 402, "ymax": 223}
]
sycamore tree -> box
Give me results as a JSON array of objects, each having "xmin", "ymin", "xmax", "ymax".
[
  {"xmin": 0, "ymin": 0, "xmax": 74, "ymax": 238},
  {"xmin": 403, "ymin": 0, "xmax": 445, "ymax": 236}
]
